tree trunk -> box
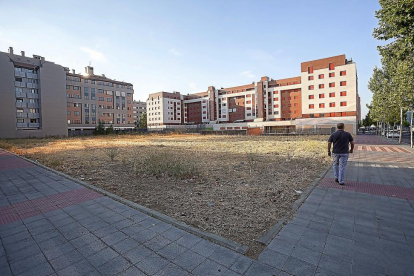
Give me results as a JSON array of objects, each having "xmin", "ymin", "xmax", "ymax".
[{"xmin": 399, "ymin": 107, "xmax": 403, "ymax": 144}]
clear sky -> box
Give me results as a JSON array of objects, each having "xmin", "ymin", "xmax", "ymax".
[{"xmin": 0, "ymin": 0, "xmax": 383, "ymax": 118}]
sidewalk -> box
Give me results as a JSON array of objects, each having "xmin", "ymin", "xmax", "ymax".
[
  {"xmin": 1, "ymin": 134, "xmax": 414, "ymax": 275},
  {"xmin": 260, "ymin": 134, "xmax": 414, "ymax": 275}
]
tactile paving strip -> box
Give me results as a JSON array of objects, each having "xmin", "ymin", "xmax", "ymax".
[
  {"xmin": 0, "ymin": 188, "xmax": 102, "ymax": 225},
  {"xmin": 319, "ymin": 177, "xmax": 414, "ymax": 201}
]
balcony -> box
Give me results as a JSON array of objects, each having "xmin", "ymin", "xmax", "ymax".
[
  {"xmin": 27, "ymin": 93, "xmax": 39, "ymax": 99},
  {"xmin": 15, "ymin": 71, "xmax": 25, "ymax": 77},
  {"xmin": 27, "ymin": 113, "xmax": 40, "ymax": 119},
  {"xmin": 16, "ymin": 123, "xmax": 28, "ymax": 128},
  {"xmin": 16, "ymin": 102, "xmax": 27, "ymax": 108},
  {"xmin": 26, "ymin": 73, "xmax": 38, "ymax": 79},
  {"xmin": 16, "ymin": 113, "xmax": 28, "ymax": 118},
  {"xmin": 27, "ymin": 103, "xmax": 39, "ymax": 108},
  {"xmin": 28, "ymin": 123, "xmax": 40, "ymax": 128},
  {"xmin": 15, "ymin": 92, "xmax": 26, "ymax": 98},
  {"xmin": 15, "ymin": 81, "xmax": 25, "ymax": 87}
]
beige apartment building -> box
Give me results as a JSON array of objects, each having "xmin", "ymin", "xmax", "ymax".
[
  {"xmin": 147, "ymin": 55, "xmax": 361, "ymax": 134},
  {"xmin": 133, "ymin": 100, "xmax": 147, "ymax": 124},
  {"xmin": 0, "ymin": 47, "xmax": 135, "ymax": 138}
]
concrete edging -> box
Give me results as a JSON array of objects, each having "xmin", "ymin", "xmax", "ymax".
[
  {"xmin": 2, "ymin": 149, "xmax": 248, "ymax": 254},
  {"xmin": 257, "ymin": 164, "xmax": 331, "ymax": 245}
]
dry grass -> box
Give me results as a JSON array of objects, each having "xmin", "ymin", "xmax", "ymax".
[{"xmin": 1, "ymin": 134, "xmax": 330, "ymax": 257}]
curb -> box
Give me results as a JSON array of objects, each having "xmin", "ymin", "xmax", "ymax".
[
  {"xmin": 257, "ymin": 164, "xmax": 331, "ymax": 245},
  {"xmin": 1, "ymin": 149, "xmax": 248, "ymax": 255}
]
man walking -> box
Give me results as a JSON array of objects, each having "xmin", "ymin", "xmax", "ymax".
[{"xmin": 328, "ymin": 123, "xmax": 355, "ymax": 185}]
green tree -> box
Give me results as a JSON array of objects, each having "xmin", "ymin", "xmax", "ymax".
[
  {"xmin": 138, "ymin": 113, "xmax": 147, "ymax": 129},
  {"xmin": 106, "ymin": 124, "xmax": 114, "ymax": 135},
  {"xmin": 94, "ymin": 120, "xmax": 105, "ymax": 135}
]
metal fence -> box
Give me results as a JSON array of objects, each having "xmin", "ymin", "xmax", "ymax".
[{"xmin": 263, "ymin": 127, "xmax": 335, "ymax": 136}]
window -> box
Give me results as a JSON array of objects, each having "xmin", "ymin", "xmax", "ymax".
[
  {"xmin": 107, "ymin": 98, "xmax": 112, "ymax": 102},
  {"xmin": 329, "ymin": 102, "xmax": 335, "ymax": 107},
  {"xmin": 340, "ymin": 81, "xmax": 347, "ymax": 86},
  {"xmin": 309, "ymin": 85, "xmax": 314, "ymax": 90},
  {"xmin": 319, "ymin": 74, "xmax": 324, "ymax": 79},
  {"xmin": 329, "ymin": 63, "xmax": 335, "ymax": 70},
  {"xmin": 98, "ymin": 89, "xmax": 103, "ymax": 93},
  {"xmin": 67, "ymin": 111, "xmax": 71, "ymax": 115},
  {"xmin": 66, "ymin": 85, "xmax": 70, "ymax": 89},
  {"xmin": 340, "ymin": 101, "xmax": 347, "ymax": 106},
  {"xmin": 17, "ymin": 118, "xmax": 24, "ymax": 123},
  {"xmin": 273, "ymin": 104, "xmax": 279, "ymax": 108},
  {"xmin": 73, "ymin": 86, "xmax": 80, "ymax": 90},
  {"xmin": 340, "ymin": 91, "xmax": 347, "ymax": 96},
  {"xmin": 16, "ymin": 109, "xmax": 23, "ymax": 113},
  {"xmin": 309, "ymin": 104, "xmax": 314, "ymax": 109},
  {"xmin": 329, "ymin": 92, "xmax": 335, "ymax": 97},
  {"xmin": 319, "ymin": 103, "xmax": 325, "ymax": 108},
  {"xmin": 308, "ymin": 67, "xmax": 313, "ymax": 73},
  {"xmin": 84, "ymin": 79, "xmax": 88, "ymax": 83},
  {"xmin": 74, "ymin": 111, "xmax": 80, "ymax": 116},
  {"xmin": 294, "ymin": 103, "xmax": 298, "ymax": 107},
  {"xmin": 319, "ymin": 94, "xmax": 325, "ymax": 99},
  {"xmin": 319, "ymin": 84, "xmax": 324, "ymax": 89},
  {"xmin": 99, "ymin": 97, "xmax": 104, "ymax": 101},
  {"xmin": 274, "ymin": 97, "xmax": 279, "ymax": 101},
  {"xmin": 309, "ymin": 95, "xmax": 314, "ymax": 99},
  {"xmin": 340, "ymin": 70, "xmax": 346, "ymax": 76},
  {"xmin": 308, "ymin": 76, "xmax": 314, "ymax": 81},
  {"xmin": 91, "ymin": 80, "xmax": 95, "ymax": 84},
  {"xmin": 246, "ymin": 100, "xmax": 252, "ymax": 104},
  {"xmin": 329, "ymin": 83, "xmax": 335, "ymax": 88},
  {"xmin": 98, "ymin": 81, "xmax": 104, "ymax": 85},
  {"xmin": 329, "ymin": 72, "xmax": 335, "ymax": 77},
  {"xmin": 74, "ymin": 103, "xmax": 80, "ymax": 107}
]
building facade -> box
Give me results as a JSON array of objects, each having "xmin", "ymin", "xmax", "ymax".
[
  {"xmin": 0, "ymin": 47, "xmax": 134, "ymax": 138},
  {"xmin": 147, "ymin": 55, "xmax": 360, "ymax": 134},
  {"xmin": 133, "ymin": 100, "xmax": 147, "ymax": 124}
]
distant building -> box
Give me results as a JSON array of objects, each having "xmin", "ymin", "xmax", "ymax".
[
  {"xmin": 147, "ymin": 55, "xmax": 360, "ymax": 134},
  {"xmin": 133, "ymin": 100, "xmax": 147, "ymax": 124},
  {"xmin": 0, "ymin": 47, "xmax": 134, "ymax": 138}
]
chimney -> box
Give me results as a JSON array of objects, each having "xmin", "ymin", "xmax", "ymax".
[
  {"xmin": 21, "ymin": 51, "xmax": 25, "ymax": 57},
  {"xmin": 72, "ymin": 69, "xmax": 75, "ymax": 74},
  {"xmin": 8, "ymin": 47, "xmax": 13, "ymax": 55},
  {"xmin": 85, "ymin": 66, "xmax": 94, "ymax": 75}
]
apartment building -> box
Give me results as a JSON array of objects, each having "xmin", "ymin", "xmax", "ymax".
[
  {"xmin": 147, "ymin": 55, "xmax": 360, "ymax": 134},
  {"xmin": 65, "ymin": 66, "xmax": 134, "ymax": 135},
  {"xmin": 0, "ymin": 47, "xmax": 134, "ymax": 138},
  {"xmin": 133, "ymin": 100, "xmax": 147, "ymax": 123},
  {"xmin": 0, "ymin": 47, "xmax": 67, "ymax": 138}
]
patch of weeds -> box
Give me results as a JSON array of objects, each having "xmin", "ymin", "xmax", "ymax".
[
  {"xmin": 138, "ymin": 152, "xmax": 199, "ymax": 179},
  {"xmin": 105, "ymin": 147, "xmax": 119, "ymax": 161}
]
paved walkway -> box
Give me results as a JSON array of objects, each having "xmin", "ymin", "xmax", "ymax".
[
  {"xmin": 261, "ymin": 134, "xmax": 414, "ymax": 276},
  {"xmin": 1, "ymin": 134, "xmax": 414, "ymax": 275}
]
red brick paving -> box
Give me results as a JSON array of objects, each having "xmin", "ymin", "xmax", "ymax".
[
  {"xmin": 0, "ymin": 188, "xmax": 102, "ymax": 225},
  {"xmin": 319, "ymin": 178, "xmax": 414, "ymax": 201}
]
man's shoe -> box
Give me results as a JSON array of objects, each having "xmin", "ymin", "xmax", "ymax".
[
  {"xmin": 339, "ymin": 182, "xmax": 344, "ymax": 186},
  {"xmin": 335, "ymin": 178, "xmax": 339, "ymax": 183}
]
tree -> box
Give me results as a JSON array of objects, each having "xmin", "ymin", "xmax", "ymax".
[
  {"xmin": 138, "ymin": 113, "xmax": 147, "ymax": 129},
  {"xmin": 94, "ymin": 120, "xmax": 105, "ymax": 135},
  {"xmin": 106, "ymin": 124, "xmax": 114, "ymax": 135}
]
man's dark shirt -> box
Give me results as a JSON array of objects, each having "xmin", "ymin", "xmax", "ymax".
[{"xmin": 328, "ymin": 130, "xmax": 353, "ymax": 154}]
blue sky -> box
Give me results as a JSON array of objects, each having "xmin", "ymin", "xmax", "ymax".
[{"xmin": 0, "ymin": 0, "xmax": 383, "ymax": 117}]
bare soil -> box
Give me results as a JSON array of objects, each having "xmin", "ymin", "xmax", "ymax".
[{"xmin": 1, "ymin": 134, "xmax": 330, "ymax": 258}]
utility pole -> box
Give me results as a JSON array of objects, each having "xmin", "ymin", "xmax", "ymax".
[{"xmin": 399, "ymin": 106, "xmax": 403, "ymax": 144}]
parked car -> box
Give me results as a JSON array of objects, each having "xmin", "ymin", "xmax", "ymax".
[{"xmin": 386, "ymin": 130, "xmax": 400, "ymax": 138}]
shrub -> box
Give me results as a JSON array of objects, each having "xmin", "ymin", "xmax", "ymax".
[{"xmin": 105, "ymin": 147, "xmax": 119, "ymax": 161}]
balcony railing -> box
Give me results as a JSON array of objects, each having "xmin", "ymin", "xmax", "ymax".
[
  {"xmin": 27, "ymin": 93, "xmax": 39, "ymax": 99},
  {"xmin": 28, "ymin": 123, "xmax": 40, "ymax": 128},
  {"xmin": 16, "ymin": 123, "xmax": 28, "ymax": 128},
  {"xmin": 27, "ymin": 113, "xmax": 40, "ymax": 119},
  {"xmin": 27, "ymin": 103, "xmax": 39, "ymax": 108},
  {"xmin": 16, "ymin": 102, "xmax": 27, "ymax": 108},
  {"xmin": 15, "ymin": 92, "xmax": 26, "ymax": 98}
]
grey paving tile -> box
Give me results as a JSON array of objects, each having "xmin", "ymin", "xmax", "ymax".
[
  {"xmin": 192, "ymin": 258, "xmax": 229, "ymax": 276},
  {"xmin": 244, "ymin": 261, "xmax": 280, "ymax": 276},
  {"xmin": 101, "ymin": 231, "xmax": 128, "ymax": 246},
  {"xmin": 157, "ymin": 242, "xmax": 188, "ymax": 260},
  {"xmin": 0, "ymin": 265, "xmax": 12, "ymax": 276},
  {"xmin": 10, "ymin": 252, "xmax": 48, "ymax": 275},
  {"xmin": 175, "ymin": 233, "xmax": 202, "ymax": 249},
  {"xmin": 86, "ymin": 247, "xmax": 118, "ymax": 268},
  {"xmin": 56, "ymin": 259, "xmax": 95, "ymax": 276},
  {"xmin": 112, "ymin": 238, "xmax": 140, "ymax": 254},
  {"xmin": 297, "ymin": 234, "xmax": 326, "ymax": 253},
  {"xmin": 131, "ymin": 229, "xmax": 158, "ymax": 244},
  {"xmin": 290, "ymin": 245, "xmax": 322, "ymax": 266},
  {"xmin": 318, "ymin": 254, "xmax": 352, "ymax": 276},
  {"xmin": 154, "ymin": 263, "xmax": 191, "ymax": 276},
  {"xmin": 229, "ymin": 255, "xmax": 253, "ymax": 275},
  {"xmin": 70, "ymin": 233, "xmax": 99, "ymax": 249},
  {"xmin": 209, "ymin": 246, "xmax": 241, "ymax": 268},
  {"xmin": 4, "ymin": 237, "xmax": 36, "ymax": 254},
  {"xmin": 112, "ymin": 219, "xmax": 134, "ymax": 230},
  {"xmin": 96, "ymin": 255, "xmax": 131, "ymax": 275},
  {"xmin": 43, "ymin": 242, "xmax": 76, "ymax": 261},
  {"xmin": 267, "ymin": 238, "xmax": 296, "ymax": 256},
  {"xmin": 352, "ymin": 259, "xmax": 387, "ymax": 276},
  {"xmin": 315, "ymin": 266, "xmax": 341, "ymax": 275},
  {"xmin": 38, "ymin": 234, "xmax": 68, "ymax": 251},
  {"xmin": 135, "ymin": 253, "xmax": 169, "ymax": 275},
  {"xmin": 190, "ymin": 239, "xmax": 221, "ymax": 257},
  {"xmin": 160, "ymin": 227, "xmax": 186, "ymax": 241},
  {"xmin": 3, "ymin": 230, "xmax": 31, "ymax": 245},
  {"xmin": 124, "ymin": 245, "xmax": 153, "ymax": 264},
  {"xmin": 6, "ymin": 243, "xmax": 42, "ymax": 264},
  {"xmin": 258, "ymin": 248, "xmax": 289, "ymax": 270},
  {"xmin": 18, "ymin": 262, "xmax": 55, "ymax": 276},
  {"xmin": 143, "ymin": 234, "xmax": 171, "ymax": 252},
  {"xmin": 78, "ymin": 240, "xmax": 108, "ymax": 258},
  {"xmin": 117, "ymin": 266, "xmax": 146, "ymax": 276},
  {"xmin": 49, "ymin": 250, "xmax": 84, "ymax": 271},
  {"xmin": 282, "ymin": 256, "xmax": 317, "ymax": 276}
]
